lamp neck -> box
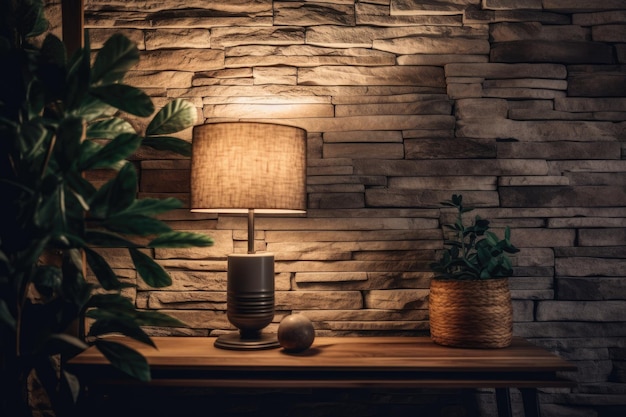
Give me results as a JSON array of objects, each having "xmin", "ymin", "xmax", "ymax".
[{"xmin": 247, "ymin": 209, "xmax": 255, "ymax": 254}]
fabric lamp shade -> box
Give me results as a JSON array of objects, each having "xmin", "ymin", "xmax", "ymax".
[{"xmin": 190, "ymin": 122, "xmax": 307, "ymax": 214}]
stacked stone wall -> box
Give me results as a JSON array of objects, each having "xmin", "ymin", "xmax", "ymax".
[{"xmin": 46, "ymin": 0, "xmax": 626, "ymax": 415}]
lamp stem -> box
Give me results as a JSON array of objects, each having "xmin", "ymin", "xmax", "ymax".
[{"xmin": 247, "ymin": 209, "xmax": 255, "ymax": 254}]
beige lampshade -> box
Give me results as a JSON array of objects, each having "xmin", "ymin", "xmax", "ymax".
[{"xmin": 190, "ymin": 122, "xmax": 307, "ymax": 214}]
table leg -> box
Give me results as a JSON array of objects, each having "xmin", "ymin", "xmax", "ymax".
[
  {"xmin": 495, "ymin": 388, "xmax": 513, "ymax": 417},
  {"xmin": 520, "ymin": 388, "xmax": 541, "ymax": 417}
]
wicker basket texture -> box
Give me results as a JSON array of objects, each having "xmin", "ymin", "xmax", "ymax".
[{"xmin": 429, "ymin": 277, "xmax": 513, "ymax": 349}]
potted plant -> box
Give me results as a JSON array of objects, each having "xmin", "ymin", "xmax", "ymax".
[
  {"xmin": 429, "ymin": 194, "xmax": 520, "ymax": 348},
  {"xmin": 0, "ymin": 1, "xmax": 213, "ymax": 415}
]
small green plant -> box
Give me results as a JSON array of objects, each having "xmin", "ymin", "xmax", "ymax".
[{"xmin": 430, "ymin": 194, "xmax": 520, "ymax": 280}]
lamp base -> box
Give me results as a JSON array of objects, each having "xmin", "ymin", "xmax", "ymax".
[{"xmin": 214, "ymin": 332, "xmax": 280, "ymax": 350}]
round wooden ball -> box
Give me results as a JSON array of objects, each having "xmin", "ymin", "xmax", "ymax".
[{"xmin": 278, "ymin": 314, "xmax": 315, "ymax": 352}]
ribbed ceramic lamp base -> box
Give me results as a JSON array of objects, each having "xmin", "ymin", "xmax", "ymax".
[{"xmin": 214, "ymin": 253, "xmax": 279, "ymax": 350}]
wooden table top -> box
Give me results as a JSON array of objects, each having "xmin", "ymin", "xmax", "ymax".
[{"xmin": 68, "ymin": 336, "xmax": 576, "ymax": 389}]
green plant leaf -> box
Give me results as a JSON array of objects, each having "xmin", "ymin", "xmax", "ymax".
[
  {"xmin": 55, "ymin": 116, "xmax": 85, "ymax": 170},
  {"xmin": 141, "ymin": 136, "xmax": 192, "ymax": 156},
  {"xmin": 91, "ymin": 84, "xmax": 154, "ymax": 117},
  {"xmin": 146, "ymin": 98, "xmax": 197, "ymax": 135},
  {"xmin": 79, "ymin": 133, "xmax": 142, "ymax": 171},
  {"xmin": 65, "ymin": 38, "xmax": 92, "ymax": 112},
  {"xmin": 74, "ymin": 94, "xmax": 116, "ymax": 122},
  {"xmin": 121, "ymin": 197, "xmax": 182, "ymax": 217},
  {"xmin": 148, "ymin": 231, "xmax": 214, "ymax": 248},
  {"xmin": 88, "ymin": 317, "xmax": 155, "ymax": 348},
  {"xmin": 84, "ymin": 247, "xmax": 124, "ymax": 290},
  {"xmin": 134, "ymin": 310, "xmax": 188, "ymax": 328},
  {"xmin": 129, "ymin": 248, "xmax": 172, "ymax": 288},
  {"xmin": 86, "ymin": 118, "xmax": 136, "ymax": 139},
  {"xmin": 84, "ymin": 230, "xmax": 139, "ymax": 248},
  {"xmin": 92, "ymin": 33, "xmax": 139, "ymax": 85},
  {"xmin": 89, "ymin": 162, "xmax": 137, "ymax": 217},
  {"xmin": 104, "ymin": 214, "xmax": 172, "ymax": 236},
  {"xmin": 94, "ymin": 340, "xmax": 151, "ymax": 382}
]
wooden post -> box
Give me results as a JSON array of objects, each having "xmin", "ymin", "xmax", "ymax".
[{"xmin": 61, "ymin": 0, "xmax": 84, "ymax": 55}]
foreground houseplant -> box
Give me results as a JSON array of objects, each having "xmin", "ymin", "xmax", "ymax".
[
  {"xmin": 429, "ymin": 194, "xmax": 520, "ymax": 348},
  {"xmin": 1, "ymin": 0, "xmax": 213, "ymax": 415}
]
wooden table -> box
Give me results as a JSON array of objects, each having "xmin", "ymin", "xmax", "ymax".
[{"xmin": 67, "ymin": 336, "xmax": 576, "ymax": 417}]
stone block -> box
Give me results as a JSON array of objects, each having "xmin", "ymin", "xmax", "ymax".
[
  {"xmin": 323, "ymin": 130, "xmax": 403, "ymax": 143},
  {"xmin": 211, "ymin": 27, "xmax": 305, "ymax": 48},
  {"xmin": 497, "ymin": 141, "xmax": 621, "ymax": 160},
  {"xmin": 299, "ymin": 65, "xmax": 445, "ymax": 87},
  {"xmin": 373, "ymin": 37, "xmax": 490, "ymax": 55},
  {"xmin": 514, "ymin": 322, "xmax": 626, "ymax": 338},
  {"xmin": 490, "ymin": 22, "xmax": 589, "ymax": 42},
  {"xmin": 445, "ymin": 62, "xmax": 567, "ymax": 79},
  {"xmin": 556, "ymin": 258, "xmax": 626, "ymax": 278},
  {"xmin": 323, "ymin": 143, "xmax": 405, "ymax": 159},
  {"xmin": 455, "ymin": 98, "xmax": 509, "ymax": 119},
  {"xmin": 579, "ymin": 228, "xmax": 626, "ymax": 247},
  {"xmin": 274, "ymin": 2, "xmax": 355, "ymax": 26},
  {"xmin": 364, "ymin": 289, "xmax": 429, "ymax": 309},
  {"xmin": 138, "ymin": 49, "xmax": 224, "ymax": 71},
  {"xmin": 335, "ymin": 100, "xmax": 452, "ymax": 117},
  {"xmin": 537, "ymin": 301, "xmax": 626, "ymax": 321},
  {"xmin": 389, "ymin": 175, "xmax": 497, "ymax": 191},
  {"xmin": 144, "ymin": 28, "xmax": 211, "ymax": 50},
  {"xmin": 555, "ymin": 97, "xmax": 626, "ymax": 112},
  {"xmin": 491, "ymin": 40, "xmax": 614, "ymax": 64},
  {"xmin": 573, "ymin": 10, "xmax": 626, "ymax": 26},
  {"xmin": 226, "ymin": 45, "xmax": 396, "ymax": 67},
  {"xmin": 275, "ymin": 290, "xmax": 363, "ymax": 310},
  {"xmin": 125, "ymin": 70, "xmax": 194, "ymax": 89},
  {"xmin": 203, "ymin": 103, "xmax": 334, "ymax": 118},
  {"xmin": 392, "ymin": 0, "xmax": 474, "ymax": 16},
  {"xmin": 543, "ymin": 0, "xmax": 626, "ymax": 12},
  {"xmin": 354, "ymin": 158, "xmax": 549, "ymax": 176},
  {"xmin": 365, "ymin": 189, "xmax": 499, "ymax": 208},
  {"xmin": 557, "ymin": 277, "xmax": 626, "ymax": 301},
  {"xmin": 405, "ymin": 138, "xmax": 496, "ymax": 159},
  {"xmin": 594, "ymin": 24, "xmax": 626, "ymax": 42},
  {"xmin": 310, "ymin": 192, "xmax": 365, "ymax": 209},
  {"xmin": 458, "ymin": 118, "xmax": 623, "ymax": 141},
  {"xmin": 501, "ymin": 186, "xmax": 626, "ymax": 208}
]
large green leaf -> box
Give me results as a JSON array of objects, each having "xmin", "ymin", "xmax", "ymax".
[
  {"xmin": 86, "ymin": 118, "xmax": 135, "ymax": 140},
  {"xmin": 91, "ymin": 33, "xmax": 139, "ymax": 85},
  {"xmin": 65, "ymin": 38, "xmax": 92, "ymax": 112},
  {"xmin": 122, "ymin": 197, "xmax": 183, "ymax": 217},
  {"xmin": 141, "ymin": 136, "xmax": 192, "ymax": 156},
  {"xmin": 84, "ymin": 247, "xmax": 124, "ymax": 290},
  {"xmin": 89, "ymin": 162, "xmax": 137, "ymax": 217},
  {"xmin": 88, "ymin": 317, "xmax": 155, "ymax": 348},
  {"xmin": 149, "ymin": 231, "xmax": 214, "ymax": 249},
  {"xmin": 134, "ymin": 310, "xmax": 187, "ymax": 328},
  {"xmin": 104, "ymin": 213, "xmax": 172, "ymax": 236},
  {"xmin": 84, "ymin": 230, "xmax": 139, "ymax": 248},
  {"xmin": 86, "ymin": 293, "xmax": 134, "ymax": 312},
  {"xmin": 15, "ymin": 0, "xmax": 48, "ymax": 39},
  {"xmin": 146, "ymin": 99, "xmax": 197, "ymax": 135},
  {"xmin": 55, "ymin": 116, "xmax": 85, "ymax": 171},
  {"xmin": 91, "ymin": 84, "xmax": 154, "ymax": 117},
  {"xmin": 74, "ymin": 94, "xmax": 116, "ymax": 122},
  {"xmin": 129, "ymin": 248, "xmax": 172, "ymax": 288},
  {"xmin": 79, "ymin": 133, "xmax": 142, "ymax": 171},
  {"xmin": 94, "ymin": 340, "xmax": 151, "ymax": 381}
]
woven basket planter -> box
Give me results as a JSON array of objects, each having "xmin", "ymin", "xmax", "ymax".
[{"xmin": 429, "ymin": 277, "xmax": 513, "ymax": 349}]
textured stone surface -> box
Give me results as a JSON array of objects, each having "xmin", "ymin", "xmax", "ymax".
[{"xmin": 73, "ymin": 0, "xmax": 626, "ymax": 413}]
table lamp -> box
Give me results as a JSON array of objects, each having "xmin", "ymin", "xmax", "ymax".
[{"xmin": 190, "ymin": 122, "xmax": 307, "ymax": 350}]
